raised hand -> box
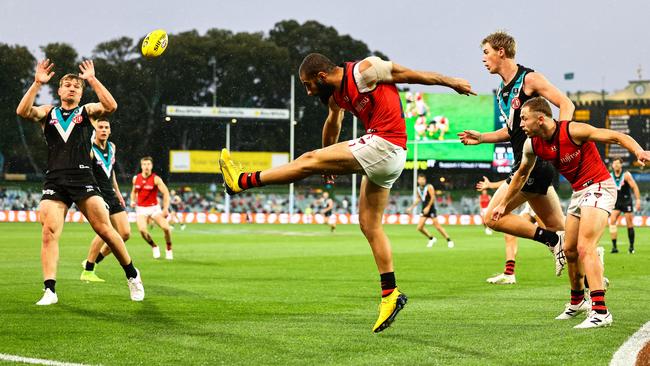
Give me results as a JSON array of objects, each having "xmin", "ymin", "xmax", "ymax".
[
  {"xmin": 458, "ymin": 130, "xmax": 482, "ymax": 145},
  {"xmin": 476, "ymin": 176, "xmax": 491, "ymax": 191},
  {"xmin": 35, "ymin": 59, "xmax": 55, "ymax": 84},
  {"xmin": 451, "ymin": 78, "xmax": 477, "ymax": 96},
  {"xmin": 78, "ymin": 59, "xmax": 96, "ymax": 80}
]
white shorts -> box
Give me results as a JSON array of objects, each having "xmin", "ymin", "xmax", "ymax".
[
  {"xmin": 348, "ymin": 134, "xmax": 406, "ymax": 189},
  {"xmin": 480, "ymin": 207, "xmax": 488, "ymax": 217},
  {"xmin": 136, "ymin": 204, "xmax": 162, "ymax": 218},
  {"xmin": 567, "ymin": 179, "xmax": 617, "ymax": 218}
]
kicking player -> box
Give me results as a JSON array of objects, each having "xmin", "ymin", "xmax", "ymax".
[
  {"xmin": 459, "ymin": 31, "xmax": 572, "ymax": 276},
  {"xmin": 16, "ymin": 59, "xmax": 144, "ymax": 304},
  {"xmin": 317, "ymin": 191, "xmax": 336, "ymax": 232},
  {"xmin": 609, "ymin": 158, "xmax": 641, "ymax": 253},
  {"xmin": 131, "ymin": 157, "xmax": 174, "ymax": 260},
  {"xmin": 406, "ymin": 173, "xmax": 454, "ymax": 248},
  {"xmin": 80, "ymin": 119, "xmax": 130, "ymax": 282},
  {"xmin": 219, "ymin": 53, "xmax": 474, "ymax": 332},
  {"xmin": 492, "ymin": 97, "xmax": 650, "ymax": 328}
]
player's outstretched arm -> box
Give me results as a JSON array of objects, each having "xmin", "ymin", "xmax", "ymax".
[
  {"xmin": 390, "ymin": 62, "xmax": 476, "ymax": 95},
  {"xmin": 526, "ymin": 72, "xmax": 575, "ymax": 121},
  {"xmin": 16, "ymin": 59, "xmax": 55, "ymax": 122},
  {"xmin": 79, "ymin": 60, "xmax": 118, "ymax": 119},
  {"xmin": 569, "ymin": 122, "xmax": 650, "ymax": 165},
  {"xmin": 476, "ymin": 176, "xmax": 504, "ymax": 191},
  {"xmin": 459, "ymin": 127, "xmax": 510, "ymax": 145},
  {"xmin": 492, "ymin": 139, "xmax": 536, "ymax": 221}
]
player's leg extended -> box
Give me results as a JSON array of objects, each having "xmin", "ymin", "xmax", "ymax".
[
  {"xmin": 77, "ymin": 197, "xmax": 132, "ymax": 266},
  {"xmin": 431, "ymin": 218, "xmax": 450, "ymax": 240},
  {"xmin": 524, "ymin": 186, "xmax": 565, "ymax": 232},
  {"xmin": 483, "ymin": 183, "xmax": 530, "ymax": 236},
  {"xmin": 36, "ymin": 200, "xmax": 67, "ymax": 304},
  {"xmin": 152, "ymin": 213, "xmax": 173, "ymax": 259},
  {"xmin": 624, "ymin": 212, "xmax": 635, "ymax": 253},
  {"xmin": 80, "ymin": 233, "xmax": 108, "ymax": 282},
  {"xmin": 555, "ymin": 214, "xmax": 589, "ymax": 319},
  {"xmin": 136, "ymin": 214, "xmax": 157, "ymax": 247},
  {"xmin": 220, "ymin": 142, "xmax": 363, "ymax": 193},
  {"xmin": 416, "ymin": 216, "xmax": 432, "ymax": 239},
  {"xmin": 608, "ymin": 210, "xmax": 620, "ymax": 253}
]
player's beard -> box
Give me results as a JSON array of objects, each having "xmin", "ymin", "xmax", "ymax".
[{"xmin": 316, "ymin": 79, "xmax": 334, "ymax": 105}]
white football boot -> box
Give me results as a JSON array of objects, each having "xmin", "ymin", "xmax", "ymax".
[
  {"xmin": 447, "ymin": 240, "xmax": 455, "ymax": 249},
  {"xmin": 555, "ymin": 298, "xmax": 590, "ymax": 320},
  {"xmin": 486, "ymin": 273, "xmax": 516, "ymax": 285},
  {"xmin": 36, "ymin": 289, "xmax": 58, "ymax": 306},
  {"xmin": 165, "ymin": 249, "xmax": 174, "ymax": 260},
  {"xmin": 427, "ymin": 237, "xmax": 437, "ymax": 248},
  {"xmin": 152, "ymin": 246, "xmax": 161, "ymax": 259},
  {"xmin": 127, "ymin": 269, "xmax": 145, "ymax": 301},
  {"xmin": 574, "ymin": 311, "xmax": 613, "ymax": 329},
  {"xmin": 551, "ymin": 231, "xmax": 566, "ymax": 276}
]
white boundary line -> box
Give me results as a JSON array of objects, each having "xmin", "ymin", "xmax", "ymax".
[
  {"xmin": 610, "ymin": 321, "xmax": 650, "ymax": 366},
  {"xmin": 0, "ymin": 353, "xmax": 95, "ymax": 366}
]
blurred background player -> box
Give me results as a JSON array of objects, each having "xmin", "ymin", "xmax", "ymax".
[
  {"xmin": 609, "ymin": 157, "xmax": 641, "ymax": 253},
  {"xmin": 220, "ymin": 52, "xmax": 474, "ymax": 333},
  {"xmin": 427, "ymin": 115, "xmax": 450, "ymax": 140},
  {"xmin": 80, "ymin": 119, "xmax": 131, "ymax": 282},
  {"xmin": 168, "ymin": 189, "xmax": 186, "ymax": 231},
  {"xmin": 316, "ymin": 191, "xmax": 336, "ymax": 232},
  {"xmin": 404, "ymin": 91, "xmax": 416, "ymax": 118},
  {"xmin": 478, "ymin": 181, "xmax": 492, "ymax": 235},
  {"xmin": 131, "ymin": 156, "xmax": 174, "ymax": 260},
  {"xmin": 407, "ymin": 173, "xmax": 454, "ymax": 248},
  {"xmin": 414, "ymin": 92, "xmax": 429, "ymax": 140},
  {"xmin": 16, "ymin": 59, "xmax": 143, "ymax": 304}
]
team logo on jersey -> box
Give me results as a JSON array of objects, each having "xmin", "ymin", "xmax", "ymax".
[
  {"xmin": 42, "ymin": 189, "xmax": 55, "ymax": 195},
  {"xmin": 511, "ymin": 97, "xmax": 521, "ymax": 109},
  {"xmin": 512, "ymin": 87, "xmax": 519, "ymax": 94},
  {"xmin": 527, "ymin": 177, "xmax": 535, "ymax": 185},
  {"xmin": 72, "ymin": 114, "xmax": 84, "ymax": 124},
  {"xmin": 49, "ymin": 118, "xmax": 59, "ymax": 125}
]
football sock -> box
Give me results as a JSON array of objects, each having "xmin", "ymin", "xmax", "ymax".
[
  {"xmin": 166, "ymin": 241, "xmax": 172, "ymax": 251},
  {"xmin": 584, "ymin": 276, "xmax": 590, "ymax": 289},
  {"xmin": 380, "ymin": 272, "xmax": 396, "ymax": 297},
  {"xmin": 504, "ymin": 260, "xmax": 515, "ymax": 275},
  {"xmin": 122, "ymin": 262, "xmax": 138, "ymax": 279},
  {"xmin": 533, "ymin": 228, "xmax": 559, "ymax": 247},
  {"xmin": 428, "ymin": 235, "xmax": 433, "ymax": 240},
  {"xmin": 44, "ymin": 279, "xmax": 56, "ymax": 293},
  {"xmin": 611, "ymin": 238, "xmax": 617, "ymax": 249},
  {"xmin": 570, "ymin": 289, "xmax": 585, "ymax": 305},
  {"xmin": 95, "ymin": 253, "xmax": 105, "ymax": 264},
  {"xmin": 85, "ymin": 261, "xmax": 95, "ymax": 271},
  {"xmin": 590, "ymin": 290, "xmax": 607, "ymax": 314},
  {"xmin": 446, "ymin": 237, "xmax": 452, "ymax": 242},
  {"xmin": 238, "ymin": 171, "xmax": 263, "ymax": 190},
  {"xmin": 628, "ymin": 227, "xmax": 635, "ymax": 247},
  {"xmin": 143, "ymin": 233, "xmax": 156, "ymax": 247}
]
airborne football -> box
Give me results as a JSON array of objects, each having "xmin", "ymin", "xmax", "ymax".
[{"xmin": 2, "ymin": 1, "xmax": 650, "ymax": 365}]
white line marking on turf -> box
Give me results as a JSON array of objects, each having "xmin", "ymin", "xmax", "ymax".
[
  {"xmin": 610, "ymin": 321, "xmax": 650, "ymax": 366},
  {"xmin": 0, "ymin": 353, "xmax": 95, "ymax": 366}
]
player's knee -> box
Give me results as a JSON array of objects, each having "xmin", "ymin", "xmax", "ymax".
[
  {"xmin": 138, "ymin": 229, "xmax": 149, "ymax": 238},
  {"xmin": 121, "ymin": 230, "xmax": 131, "ymax": 242},
  {"xmin": 483, "ymin": 213, "xmax": 499, "ymax": 230},
  {"xmin": 296, "ymin": 150, "xmax": 321, "ymax": 173},
  {"xmin": 41, "ymin": 224, "xmax": 58, "ymax": 244},
  {"xmin": 608, "ymin": 224, "xmax": 617, "ymax": 234},
  {"xmin": 564, "ymin": 246, "xmax": 579, "ymax": 262},
  {"xmin": 575, "ymin": 243, "xmax": 595, "ymax": 259}
]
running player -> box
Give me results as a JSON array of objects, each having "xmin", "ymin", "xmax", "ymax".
[
  {"xmin": 406, "ymin": 173, "xmax": 454, "ymax": 248},
  {"xmin": 459, "ymin": 31, "xmax": 572, "ymax": 276},
  {"xmin": 80, "ymin": 119, "xmax": 130, "ymax": 282},
  {"xmin": 609, "ymin": 158, "xmax": 641, "ymax": 253},
  {"xmin": 168, "ymin": 190, "xmax": 186, "ymax": 231},
  {"xmin": 219, "ymin": 53, "xmax": 474, "ymax": 332},
  {"xmin": 317, "ymin": 191, "xmax": 336, "ymax": 232},
  {"xmin": 16, "ymin": 59, "xmax": 144, "ymax": 304},
  {"xmin": 492, "ymin": 97, "xmax": 650, "ymax": 328},
  {"xmin": 131, "ymin": 157, "xmax": 174, "ymax": 259}
]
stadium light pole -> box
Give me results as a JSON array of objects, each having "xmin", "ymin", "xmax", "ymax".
[
  {"xmin": 412, "ymin": 141, "xmax": 418, "ymax": 203},
  {"xmin": 289, "ymin": 75, "xmax": 296, "ymax": 216},
  {"xmin": 351, "ymin": 116, "xmax": 358, "ymax": 215}
]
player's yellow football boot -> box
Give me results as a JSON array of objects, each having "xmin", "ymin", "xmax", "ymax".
[
  {"xmin": 219, "ymin": 148, "xmax": 243, "ymax": 195},
  {"xmin": 80, "ymin": 270, "xmax": 105, "ymax": 282},
  {"xmin": 372, "ymin": 288, "xmax": 408, "ymax": 333}
]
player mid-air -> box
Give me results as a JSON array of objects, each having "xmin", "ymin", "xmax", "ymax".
[
  {"xmin": 459, "ymin": 31, "xmax": 574, "ymax": 276},
  {"xmin": 406, "ymin": 173, "xmax": 454, "ymax": 248},
  {"xmin": 492, "ymin": 97, "xmax": 650, "ymax": 328},
  {"xmin": 131, "ymin": 157, "xmax": 174, "ymax": 260},
  {"xmin": 16, "ymin": 59, "xmax": 144, "ymax": 304},
  {"xmin": 608, "ymin": 157, "xmax": 641, "ymax": 253},
  {"xmin": 219, "ymin": 52, "xmax": 474, "ymax": 332}
]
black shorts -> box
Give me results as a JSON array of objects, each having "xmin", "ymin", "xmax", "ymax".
[
  {"xmin": 614, "ymin": 199, "xmax": 633, "ymax": 213},
  {"xmin": 100, "ymin": 189, "xmax": 126, "ymax": 215},
  {"xmin": 323, "ymin": 211, "xmax": 332, "ymax": 217},
  {"xmin": 421, "ymin": 207, "xmax": 437, "ymax": 218},
  {"xmin": 507, "ymin": 160, "xmax": 555, "ymax": 195},
  {"xmin": 41, "ymin": 170, "xmax": 101, "ymax": 208}
]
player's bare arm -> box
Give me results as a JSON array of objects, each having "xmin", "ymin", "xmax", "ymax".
[
  {"xmin": 388, "ymin": 61, "xmax": 475, "ymax": 95},
  {"xmin": 407, "ymin": 195, "xmax": 422, "ymax": 212},
  {"xmin": 492, "ymin": 139, "xmax": 537, "ymax": 221},
  {"xmin": 459, "ymin": 127, "xmax": 510, "ymax": 145},
  {"xmin": 155, "ymin": 176, "xmax": 171, "ymax": 216},
  {"xmin": 476, "ymin": 176, "xmax": 505, "ymax": 191},
  {"xmin": 423, "ymin": 185, "xmax": 435, "ymax": 214},
  {"xmin": 524, "ymin": 72, "xmax": 575, "ymax": 121},
  {"xmin": 112, "ymin": 170, "xmax": 125, "ymax": 207},
  {"xmin": 130, "ymin": 176, "xmax": 138, "ymax": 208},
  {"xmin": 568, "ymin": 122, "xmax": 650, "ymax": 164},
  {"xmin": 322, "ymin": 98, "xmax": 344, "ymax": 148},
  {"xmin": 79, "ymin": 60, "xmax": 118, "ymax": 121},
  {"xmin": 16, "ymin": 59, "xmax": 55, "ymax": 122},
  {"xmin": 624, "ymin": 172, "xmax": 642, "ymax": 211}
]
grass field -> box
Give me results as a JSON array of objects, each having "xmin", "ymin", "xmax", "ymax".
[{"xmin": 0, "ymin": 222, "xmax": 648, "ymax": 365}]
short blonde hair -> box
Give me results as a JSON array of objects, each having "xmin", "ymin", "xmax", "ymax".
[
  {"xmin": 58, "ymin": 73, "xmax": 85, "ymax": 88},
  {"xmin": 522, "ymin": 97, "xmax": 552, "ymax": 118},
  {"xmin": 481, "ymin": 31, "xmax": 516, "ymax": 58}
]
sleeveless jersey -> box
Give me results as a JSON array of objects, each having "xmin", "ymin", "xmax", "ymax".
[
  {"xmin": 497, "ymin": 65, "xmax": 538, "ymax": 171},
  {"xmin": 417, "ymin": 184, "xmax": 434, "ymax": 206},
  {"xmin": 91, "ymin": 141, "xmax": 116, "ymax": 194},
  {"xmin": 612, "ymin": 171, "xmax": 632, "ymax": 202},
  {"xmin": 332, "ymin": 62, "xmax": 407, "ymax": 148},
  {"xmin": 134, "ymin": 173, "xmax": 159, "ymax": 207},
  {"xmin": 321, "ymin": 198, "xmax": 332, "ymax": 210},
  {"xmin": 479, "ymin": 193, "xmax": 490, "ymax": 209},
  {"xmin": 42, "ymin": 106, "xmax": 94, "ymax": 174},
  {"xmin": 531, "ymin": 121, "xmax": 611, "ymax": 190}
]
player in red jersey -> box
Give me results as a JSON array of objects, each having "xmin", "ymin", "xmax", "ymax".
[
  {"xmin": 131, "ymin": 156, "xmax": 174, "ymax": 259},
  {"xmin": 492, "ymin": 97, "xmax": 650, "ymax": 328},
  {"xmin": 478, "ymin": 184, "xmax": 493, "ymax": 235},
  {"xmin": 219, "ymin": 53, "xmax": 474, "ymax": 333}
]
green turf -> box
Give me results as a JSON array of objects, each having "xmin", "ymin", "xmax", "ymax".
[{"xmin": 0, "ymin": 222, "xmax": 648, "ymax": 365}]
